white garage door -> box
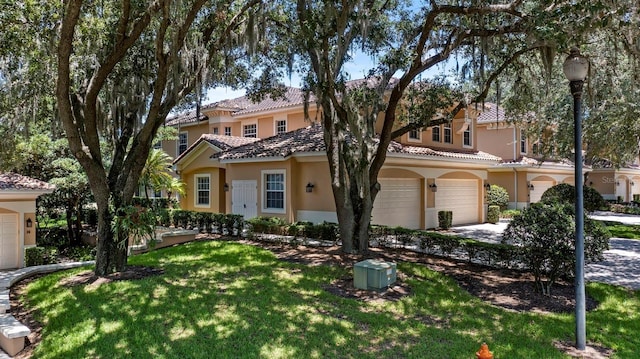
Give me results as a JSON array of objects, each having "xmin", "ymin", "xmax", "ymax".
[
  {"xmin": 372, "ymin": 179, "xmax": 421, "ymax": 229},
  {"xmin": 0, "ymin": 214, "xmax": 19, "ymax": 270},
  {"xmin": 616, "ymin": 179, "xmax": 628, "ymax": 202},
  {"xmin": 529, "ymin": 181, "xmax": 555, "ymax": 203},
  {"xmin": 435, "ymin": 179, "xmax": 479, "ymax": 225}
]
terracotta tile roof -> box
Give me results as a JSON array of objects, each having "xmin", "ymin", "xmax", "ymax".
[
  {"xmin": 476, "ymin": 102, "xmax": 505, "ymax": 124},
  {"xmin": 218, "ymin": 124, "xmax": 501, "ymax": 163},
  {"xmin": 232, "ymin": 87, "xmax": 312, "ymax": 116},
  {"xmin": 0, "ymin": 173, "xmax": 55, "ymax": 191},
  {"xmin": 173, "ymin": 134, "xmax": 260, "ymax": 164},
  {"xmin": 165, "ymin": 110, "xmax": 208, "ymax": 126},
  {"xmin": 218, "ymin": 124, "xmax": 325, "ymax": 160},
  {"xmin": 496, "ymin": 156, "xmax": 576, "ymax": 168}
]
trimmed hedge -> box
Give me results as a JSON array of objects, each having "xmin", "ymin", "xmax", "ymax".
[
  {"xmin": 487, "ymin": 205, "xmax": 500, "ymax": 224},
  {"xmin": 26, "ymin": 247, "xmax": 58, "ymax": 266},
  {"xmin": 438, "ymin": 211, "xmax": 452, "ymax": 229}
]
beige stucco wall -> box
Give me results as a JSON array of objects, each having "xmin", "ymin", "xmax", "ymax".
[
  {"xmin": 292, "ymin": 161, "xmax": 335, "ymax": 213},
  {"xmin": 476, "ymin": 126, "xmax": 515, "ymax": 161},
  {"xmin": 162, "ymin": 122, "xmax": 209, "ymax": 159},
  {"xmin": 179, "ymin": 167, "xmax": 225, "ymax": 213}
]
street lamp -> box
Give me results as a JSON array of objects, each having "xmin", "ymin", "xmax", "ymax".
[{"xmin": 563, "ymin": 47, "xmax": 589, "ymax": 351}]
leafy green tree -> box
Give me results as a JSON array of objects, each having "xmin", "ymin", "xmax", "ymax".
[
  {"xmin": 502, "ymin": 202, "xmax": 609, "ymax": 295},
  {"xmin": 53, "ymin": 0, "xmax": 261, "ymax": 275},
  {"xmin": 140, "ymin": 149, "xmax": 175, "ymax": 200},
  {"xmin": 541, "ymin": 183, "xmax": 607, "ymax": 212}
]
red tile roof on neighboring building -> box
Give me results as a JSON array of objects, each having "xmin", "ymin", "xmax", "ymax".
[
  {"xmin": 165, "ymin": 110, "xmax": 208, "ymax": 126},
  {"xmin": 0, "ymin": 173, "xmax": 55, "ymax": 191},
  {"xmin": 218, "ymin": 124, "xmax": 501, "ymax": 163},
  {"xmin": 496, "ymin": 156, "xmax": 577, "ymax": 168},
  {"xmin": 476, "ymin": 102, "xmax": 505, "ymax": 124}
]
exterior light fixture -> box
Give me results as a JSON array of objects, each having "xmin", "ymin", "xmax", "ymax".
[
  {"xmin": 484, "ymin": 183, "xmax": 491, "ymax": 190},
  {"xmin": 527, "ymin": 183, "xmax": 535, "ymax": 191},
  {"xmin": 224, "ymin": 183, "xmax": 229, "ymax": 192},
  {"xmin": 632, "ymin": 181, "xmax": 635, "ymax": 186},
  {"xmin": 26, "ymin": 218, "xmax": 33, "ymax": 228},
  {"xmin": 428, "ymin": 183, "xmax": 438, "ymax": 192},
  {"xmin": 306, "ymin": 183, "xmax": 314, "ymax": 193},
  {"xmin": 564, "ymin": 46, "xmax": 589, "ymax": 351},
  {"xmin": 616, "ymin": 181, "xmax": 620, "ymax": 186}
]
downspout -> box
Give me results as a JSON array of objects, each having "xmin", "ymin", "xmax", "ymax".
[{"xmin": 513, "ymin": 167, "xmax": 518, "ymax": 210}]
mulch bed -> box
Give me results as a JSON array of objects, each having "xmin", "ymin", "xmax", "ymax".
[{"xmin": 9, "ymin": 239, "xmax": 613, "ymax": 358}]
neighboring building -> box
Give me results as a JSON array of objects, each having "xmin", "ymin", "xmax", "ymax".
[
  {"xmin": 0, "ymin": 173, "xmax": 54, "ymax": 269},
  {"xmin": 588, "ymin": 164, "xmax": 640, "ymax": 202},
  {"xmin": 476, "ymin": 103, "xmax": 579, "ymax": 209}
]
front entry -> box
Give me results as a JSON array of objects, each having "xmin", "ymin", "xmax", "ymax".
[
  {"xmin": 231, "ymin": 180, "xmax": 258, "ymax": 220},
  {"xmin": 0, "ymin": 214, "xmax": 19, "ymax": 269}
]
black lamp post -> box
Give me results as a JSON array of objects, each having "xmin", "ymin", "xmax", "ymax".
[{"xmin": 563, "ymin": 47, "xmax": 589, "ymax": 351}]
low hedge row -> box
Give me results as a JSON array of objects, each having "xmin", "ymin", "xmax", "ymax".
[
  {"xmin": 246, "ymin": 217, "xmax": 525, "ymax": 269},
  {"xmin": 610, "ymin": 203, "xmax": 640, "ymax": 215},
  {"xmin": 166, "ymin": 210, "xmax": 244, "ymax": 236},
  {"xmin": 26, "ymin": 247, "xmax": 58, "ymax": 266}
]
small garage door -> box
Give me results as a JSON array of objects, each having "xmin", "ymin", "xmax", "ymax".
[
  {"xmin": 372, "ymin": 179, "xmax": 421, "ymax": 229},
  {"xmin": 616, "ymin": 179, "xmax": 628, "ymax": 202},
  {"xmin": 0, "ymin": 214, "xmax": 19, "ymax": 270},
  {"xmin": 435, "ymin": 179, "xmax": 479, "ymax": 225},
  {"xmin": 529, "ymin": 180, "xmax": 555, "ymax": 203}
]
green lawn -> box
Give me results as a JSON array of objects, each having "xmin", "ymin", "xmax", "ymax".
[
  {"xmin": 21, "ymin": 241, "xmax": 640, "ymax": 358},
  {"xmin": 601, "ymin": 221, "xmax": 640, "ymax": 239}
]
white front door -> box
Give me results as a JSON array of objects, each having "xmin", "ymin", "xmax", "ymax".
[
  {"xmin": 0, "ymin": 214, "xmax": 19, "ymax": 269},
  {"xmin": 231, "ymin": 180, "xmax": 258, "ymax": 220},
  {"xmin": 372, "ymin": 178, "xmax": 421, "ymax": 229},
  {"xmin": 616, "ymin": 179, "xmax": 627, "ymax": 202},
  {"xmin": 435, "ymin": 179, "xmax": 479, "ymax": 225}
]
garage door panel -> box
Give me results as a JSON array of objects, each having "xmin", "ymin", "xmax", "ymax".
[
  {"xmin": 0, "ymin": 214, "xmax": 19, "ymax": 269},
  {"xmin": 435, "ymin": 179, "xmax": 479, "ymax": 225},
  {"xmin": 372, "ymin": 179, "xmax": 421, "ymax": 229},
  {"xmin": 529, "ymin": 180, "xmax": 554, "ymax": 203}
]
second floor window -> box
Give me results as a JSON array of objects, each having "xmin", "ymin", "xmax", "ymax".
[
  {"xmin": 244, "ymin": 124, "xmax": 257, "ymax": 138},
  {"xmin": 178, "ymin": 132, "xmax": 188, "ymax": 155},
  {"xmin": 463, "ymin": 124, "xmax": 472, "ymax": 147},
  {"xmin": 431, "ymin": 126, "xmax": 440, "ymax": 142},
  {"xmin": 213, "ymin": 127, "xmax": 219, "ymax": 135},
  {"xmin": 409, "ymin": 128, "xmax": 421, "ymax": 141},
  {"xmin": 224, "ymin": 127, "xmax": 231, "ymax": 136},
  {"xmin": 444, "ymin": 123, "xmax": 452, "ymax": 144},
  {"xmin": 276, "ymin": 120, "xmax": 287, "ymax": 134},
  {"xmin": 520, "ymin": 129, "xmax": 527, "ymax": 154}
]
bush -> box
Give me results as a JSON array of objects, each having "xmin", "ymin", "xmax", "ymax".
[
  {"xmin": 25, "ymin": 247, "xmax": 58, "ymax": 266},
  {"xmin": 541, "ymin": 183, "xmax": 607, "ymax": 212},
  {"xmin": 487, "ymin": 205, "xmax": 500, "ymax": 224},
  {"xmin": 156, "ymin": 208, "xmax": 172, "ymax": 227},
  {"xmin": 172, "ymin": 210, "xmax": 193, "ymax": 228},
  {"xmin": 500, "ymin": 209, "xmax": 521, "ymax": 218},
  {"xmin": 438, "ymin": 211, "xmax": 452, "ymax": 229},
  {"xmin": 487, "ymin": 185, "xmax": 509, "ymax": 210},
  {"xmin": 502, "ymin": 202, "xmax": 610, "ymax": 295}
]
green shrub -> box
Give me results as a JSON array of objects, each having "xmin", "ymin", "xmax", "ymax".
[
  {"xmin": 156, "ymin": 208, "xmax": 172, "ymax": 227},
  {"xmin": 172, "ymin": 210, "xmax": 193, "ymax": 228},
  {"xmin": 85, "ymin": 208, "xmax": 98, "ymax": 226},
  {"xmin": 26, "ymin": 247, "xmax": 58, "ymax": 266},
  {"xmin": 540, "ymin": 183, "xmax": 607, "ymax": 212},
  {"xmin": 487, "ymin": 185, "xmax": 509, "ymax": 210},
  {"xmin": 502, "ymin": 202, "xmax": 610, "ymax": 295},
  {"xmin": 500, "ymin": 209, "xmax": 521, "ymax": 218},
  {"xmin": 487, "ymin": 205, "xmax": 500, "ymax": 224},
  {"xmin": 61, "ymin": 246, "xmax": 96, "ymax": 261},
  {"xmin": 438, "ymin": 211, "xmax": 452, "ymax": 229}
]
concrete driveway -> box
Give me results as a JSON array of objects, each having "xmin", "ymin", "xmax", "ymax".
[{"xmin": 450, "ymin": 212, "xmax": 640, "ymax": 290}]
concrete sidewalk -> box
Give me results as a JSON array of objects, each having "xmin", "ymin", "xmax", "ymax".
[{"xmin": 450, "ymin": 212, "xmax": 640, "ymax": 290}]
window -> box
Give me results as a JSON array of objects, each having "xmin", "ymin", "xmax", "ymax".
[
  {"xmin": 195, "ymin": 175, "xmax": 210, "ymax": 207},
  {"xmin": 463, "ymin": 124, "xmax": 472, "ymax": 147},
  {"xmin": 431, "ymin": 126, "xmax": 440, "ymax": 142},
  {"xmin": 408, "ymin": 128, "xmax": 421, "ymax": 142},
  {"xmin": 262, "ymin": 170, "xmax": 285, "ymax": 213},
  {"xmin": 244, "ymin": 124, "xmax": 257, "ymax": 138},
  {"xmin": 153, "ymin": 189, "xmax": 162, "ymax": 198},
  {"xmin": 520, "ymin": 129, "xmax": 527, "ymax": 154},
  {"xmin": 444, "ymin": 123, "xmax": 452, "ymax": 144},
  {"xmin": 276, "ymin": 120, "xmax": 287, "ymax": 135},
  {"xmin": 224, "ymin": 127, "xmax": 231, "ymax": 136},
  {"xmin": 153, "ymin": 140, "xmax": 162, "ymax": 149},
  {"xmin": 178, "ymin": 132, "xmax": 188, "ymax": 155},
  {"xmin": 213, "ymin": 127, "xmax": 219, "ymax": 135}
]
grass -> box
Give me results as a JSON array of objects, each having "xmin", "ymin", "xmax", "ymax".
[
  {"xmin": 20, "ymin": 240, "xmax": 640, "ymax": 358},
  {"xmin": 601, "ymin": 221, "xmax": 640, "ymax": 239}
]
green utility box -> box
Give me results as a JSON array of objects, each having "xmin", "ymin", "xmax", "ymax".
[{"xmin": 353, "ymin": 259, "xmax": 397, "ymax": 290}]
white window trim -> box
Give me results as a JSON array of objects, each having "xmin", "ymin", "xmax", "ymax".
[
  {"xmin": 463, "ymin": 124, "xmax": 473, "ymax": 148},
  {"xmin": 275, "ymin": 119, "xmax": 287, "ymax": 135},
  {"xmin": 408, "ymin": 128, "xmax": 422, "ymax": 143},
  {"xmin": 194, "ymin": 174, "xmax": 211, "ymax": 208},
  {"xmin": 443, "ymin": 123, "xmax": 452, "ymax": 144},
  {"xmin": 178, "ymin": 132, "xmax": 188, "ymax": 154},
  {"xmin": 261, "ymin": 169, "xmax": 286, "ymax": 214},
  {"xmin": 224, "ymin": 126, "xmax": 232, "ymax": 136},
  {"xmin": 243, "ymin": 121, "xmax": 258, "ymax": 138}
]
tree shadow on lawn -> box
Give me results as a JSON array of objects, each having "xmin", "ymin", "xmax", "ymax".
[{"xmin": 11, "ymin": 240, "xmax": 620, "ymax": 358}]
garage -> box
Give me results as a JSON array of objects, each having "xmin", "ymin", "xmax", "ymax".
[
  {"xmin": 435, "ymin": 179, "xmax": 479, "ymax": 225},
  {"xmin": 529, "ymin": 180, "xmax": 555, "ymax": 203},
  {"xmin": 371, "ymin": 178, "xmax": 421, "ymax": 229},
  {"xmin": 0, "ymin": 214, "xmax": 19, "ymax": 270}
]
